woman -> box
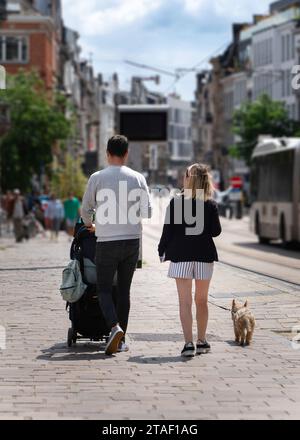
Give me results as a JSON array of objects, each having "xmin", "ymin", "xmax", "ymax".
[{"xmin": 158, "ymin": 164, "xmax": 222, "ymax": 358}]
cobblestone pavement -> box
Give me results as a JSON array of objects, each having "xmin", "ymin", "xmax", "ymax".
[{"xmin": 0, "ymin": 230, "xmax": 300, "ymax": 420}]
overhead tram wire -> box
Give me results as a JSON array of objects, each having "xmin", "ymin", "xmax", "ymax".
[
  {"xmin": 124, "ymin": 42, "xmax": 231, "ymax": 94},
  {"xmin": 163, "ymin": 41, "xmax": 230, "ymax": 94}
]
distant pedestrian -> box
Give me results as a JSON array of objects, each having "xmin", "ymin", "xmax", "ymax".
[
  {"xmin": 32, "ymin": 200, "xmax": 46, "ymax": 237},
  {"xmin": 45, "ymin": 195, "xmax": 64, "ymax": 241},
  {"xmin": 1, "ymin": 190, "xmax": 14, "ymax": 233},
  {"xmin": 64, "ymin": 193, "xmax": 81, "ymax": 239},
  {"xmin": 12, "ymin": 189, "xmax": 27, "ymax": 243},
  {"xmin": 158, "ymin": 164, "xmax": 222, "ymax": 358}
]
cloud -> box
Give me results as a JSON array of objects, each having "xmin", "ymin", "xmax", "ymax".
[
  {"xmin": 62, "ymin": 0, "xmax": 163, "ymax": 36},
  {"xmin": 61, "ymin": 0, "xmax": 273, "ymax": 99},
  {"xmin": 183, "ymin": 0, "xmax": 270, "ymax": 21}
]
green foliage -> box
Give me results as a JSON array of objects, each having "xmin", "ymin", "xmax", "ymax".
[
  {"xmin": 51, "ymin": 153, "xmax": 87, "ymax": 200},
  {"xmin": 232, "ymin": 94, "xmax": 297, "ymax": 164},
  {"xmin": 228, "ymin": 144, "xmax": 240, "ymax": 159},
  {"xmin": 0, "ymin": 70, "xmax": 71, "ymax": 191}
]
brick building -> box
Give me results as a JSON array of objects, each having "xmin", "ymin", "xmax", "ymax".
[{"xmin": 0, "ymin": 0, "xmax": 61, "ymax": 89}]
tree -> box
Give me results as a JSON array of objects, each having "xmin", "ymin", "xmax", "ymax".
[
  {"xmin": 232, "ymin": 94, "xmax": 298, "ymax": 165},
  {"xmin": 51, "ymin": 153, "xmax": 87, "ymax": 200},
  {"xmin": 0, "ymin": 70, "xmax": 71, "ymax": 191}
]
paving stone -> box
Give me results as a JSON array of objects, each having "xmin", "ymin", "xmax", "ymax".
[{"xmin": 0, "ymin": 232, "xmax": 300, "ymax": 420}]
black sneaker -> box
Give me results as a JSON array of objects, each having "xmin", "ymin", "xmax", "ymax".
[
  {"xmin": 196, "ymin": 340, "xmax": 211, "ymax": 355},
  {"xmin": 181, "ymin": 342, "xmax": 195, "ymax": 358}
]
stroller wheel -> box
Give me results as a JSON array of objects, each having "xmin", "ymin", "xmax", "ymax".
[
  {"xmin": 72, "ymin": 332, "xmax": 77, "ymax": 344},
  {"xmin": 67, "ymin": 328, "xmax": 73, "ymax": 347}
]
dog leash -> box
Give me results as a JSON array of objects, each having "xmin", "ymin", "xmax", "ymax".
[{"xmin": 208, "ymin": 299, "xmax": 231, "ymax": 312}]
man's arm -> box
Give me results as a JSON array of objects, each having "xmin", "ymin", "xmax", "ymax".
[
  {"xmin": 140, "ymin": 176, "xmax": 152, "ymax": 219},
  {"xmin": 81, "ymin": 176, "xmax": 96, "ymax": 227}
]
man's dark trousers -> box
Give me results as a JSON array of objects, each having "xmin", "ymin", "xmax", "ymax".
[{"xmin": 96, "ymin": 239, "xmax": 140, "ymax": 338}]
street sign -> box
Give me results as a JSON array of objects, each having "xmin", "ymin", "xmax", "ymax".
[{"xmin": 230, "ymin": 176, "xmax": 243, "ymax": 189}]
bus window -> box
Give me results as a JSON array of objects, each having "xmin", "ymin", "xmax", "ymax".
[
  {"xmin": 251, "ymin": 151, "xmax": 294, "ymax": 203},
  {"xmin": 272, "ymin": 151, "xmax": 294, "ymax": 202},
  {"xmin": 250, "ymin": 159, "xmax": 258, "ymax": 202}
]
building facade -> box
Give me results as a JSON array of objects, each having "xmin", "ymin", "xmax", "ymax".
[
  {"xmin": 118, "ymin": 95, "xmax": 193, "ymax": 186},
  {"xmin": 96, "ymin": 73, "xmax": 119, "ymax": 169},
  {"xmin": 0, "ymin": 0, "xmax": 62, "ymax": 89},
  {"xmin": 194, "ymin": 0, "xmax": 300, "ymax": 188},
  {"xmin": 167, "ymin": 95, "xmax": 193, "ymax": 185}
]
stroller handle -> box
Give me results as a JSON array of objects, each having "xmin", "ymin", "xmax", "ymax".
[{"xmin": 74, "ymin": 222, "xmax": 96, "ymax": 242}]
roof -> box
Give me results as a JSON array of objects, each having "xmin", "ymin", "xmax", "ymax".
[
  {"xmin": 252, "ymin": 137, "xmax": 300, "ymax": 158},
  {"xmin": 241, "ymin": 6, "xmax": 300, "ymax": 40}
]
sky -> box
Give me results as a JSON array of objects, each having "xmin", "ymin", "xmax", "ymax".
[{"xmin": 62, "ymin": 0, "xmax": 272, "ymax": 102}]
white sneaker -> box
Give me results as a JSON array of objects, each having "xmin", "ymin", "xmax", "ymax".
[
  {"xmin": 117, "ymin": 341, "xmax": 129, "ymax": 353},
  {"xmin": 105, "ymin": 325, "xmax": 124, "ymax": 355}
]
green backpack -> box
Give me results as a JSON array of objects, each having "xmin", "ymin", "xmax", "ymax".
[{"xmin": 60, "ymin": 260, "xmax": 87, "ymax": 303}]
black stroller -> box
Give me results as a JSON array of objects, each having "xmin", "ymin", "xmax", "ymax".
[{"xmin": 66, "ymin": 221, "xmax": 116, "ymax": 347}]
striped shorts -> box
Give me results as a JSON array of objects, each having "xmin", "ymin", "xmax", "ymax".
[{"xmin": 168, "ymin": 261, "xmax": 214, "ymax": 280}]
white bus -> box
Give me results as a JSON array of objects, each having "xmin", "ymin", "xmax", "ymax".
[{"xmin": 250, "ymin": 137, "xmax": 300, "ymax": 245}]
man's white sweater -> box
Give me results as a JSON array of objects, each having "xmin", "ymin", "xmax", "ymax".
[{"xmin": 81, "ymin": 165, "xmax": 152, "ymax": 242}]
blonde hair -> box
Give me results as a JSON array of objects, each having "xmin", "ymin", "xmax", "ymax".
[{"xmin": 184, "ymin": 163, "xmax": 214, "ymax": 201}]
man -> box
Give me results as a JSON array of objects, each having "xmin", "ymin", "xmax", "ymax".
[
  {"xmin": 64, "ymin": 193, "xmax": 81, "ymax": 239},
  {"xmin": 12, "ymin": 189, "xmax": 27, "ymax": 243},
  {"xmin": 81, "ymin": 135, "xmax": 152, "ymax": 355}
]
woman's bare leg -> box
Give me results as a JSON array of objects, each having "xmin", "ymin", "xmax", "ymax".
[
  {"xmin": 176, "ymin": 279, "xmax": 193, "ymax": 343},
  {"xmin": 195, "ymin": 280, "xmax": 210, "ymax": 342}
]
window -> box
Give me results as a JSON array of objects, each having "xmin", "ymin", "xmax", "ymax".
[
  {"xmin": 292, "ymin": 103, "xmax": 296, "ymax": 120},
  {"xmin": 282, "ymin": 71, "xmax": 285, "ymax": 97},
  {"xmin": 0, "ymin": 36, "xmax": 28, "ymax": 63},
  {"xmin": 282, "ymin": 35, "xmax": 285, "ymax": 62},
  {"xmin": 21, "ymin": 38, "xmax": 27, "ymax": 61},
  {"xmin": 271, "ymin": 151, "xmax": 294, "ymax": 202},
  {"xmin": 178, "ymin": 142, "xmax": 192, "ymax": 159},
  {"xmin": 251, "ymin": 151, "xmax": 294, "ymax": 202},
  {"xmin": 268, "ymin": 38, "xmax": 273, "ymax": 64},
  {"xmin": 287, "ymin": 34, "xmax": 290, "ymax": 60},
  {"xmin": 6, "ymin": 37, "xmax": 18, "ymax": 61},
  {"xmin": 286, "ymin": 69, "xmax": 291, "ymax": 96},
  {"xmin": 254, "ymin": 39, "xmax": 273, "ymax": 67}
]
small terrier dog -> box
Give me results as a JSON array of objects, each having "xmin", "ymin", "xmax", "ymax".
[{"xmin": 231, "ymin": 300, "xmax": 255, "ymax": 346}]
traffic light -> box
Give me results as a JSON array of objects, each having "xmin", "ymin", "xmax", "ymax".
[{"xmin": 0, "ymin": 0, "xmax": 7, "ymax": 21}]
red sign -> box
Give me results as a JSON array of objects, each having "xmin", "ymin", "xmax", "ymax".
[{"xmin": 230, "ymin": 176, "xmax": 243, "ymax": 189}]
